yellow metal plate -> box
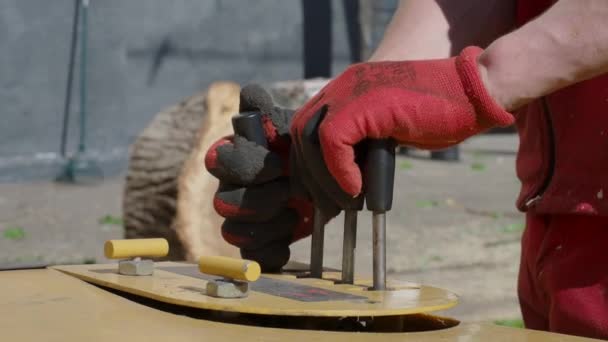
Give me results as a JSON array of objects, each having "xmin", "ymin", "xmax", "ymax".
[
  {"xmin": 0, "ymin": 268, "xmax": 599, "ymax": 341},
  {"xmin": 53, "ymin": 261, "xmax": 458, "ymax": 317}
]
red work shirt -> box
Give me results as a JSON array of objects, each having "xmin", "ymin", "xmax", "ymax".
[{"xmin": 515, "ymin": 0, "xmax": 608, "ymax": 215}]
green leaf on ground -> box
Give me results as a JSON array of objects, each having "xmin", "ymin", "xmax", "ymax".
[
  {"xmin": 98, "ymin": 215, "xmax": 123, "ymax": 226},
  {"xmin": 501, "ymin": 222, "xmax": 525, "ymax": 233},
  {"xmin": 399, "ymin": 160, "xmax": 413, "ymax": 170},
  {"xmin": 490, "ymin": 212, "xmax": 502, "ymax": 219},
  {"xmin": 471, "ymin": 162, "xmax": 486, "ymax": 171},
  {"xmin": 3, "ymin": 226, "xmax": 25, "ymax": 240},
  {"xmin": 429, "ymin": 255, "xmax": 443, "ymax": 262},
  {"xmin": 415, "ymin": 200, "xmax": 438, "ymax": 208},
  {"xmin": 494, "ymin": 319, "xmax": 524, "ymax": 328}
]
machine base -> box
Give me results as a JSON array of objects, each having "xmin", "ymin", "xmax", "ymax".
[{"xmin": 1, "ymin": 267, "xmax": 598, "ymax": 341}]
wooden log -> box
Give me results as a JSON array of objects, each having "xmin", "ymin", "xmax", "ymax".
[{"xmin": 174, "ymin": 82, "xmax": 241, "ymax": 260}]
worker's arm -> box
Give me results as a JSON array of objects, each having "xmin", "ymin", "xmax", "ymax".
[
  {"xmin": 370, "ymin": 0, "xmax": 516, "ymax": 61},
  {"xmin": 478, "ymin": 0, "xmax": 608, "ymax": 111},
  {"xmin": 371, "ymin": 0, "xmax": 608, "ymax": 111}
]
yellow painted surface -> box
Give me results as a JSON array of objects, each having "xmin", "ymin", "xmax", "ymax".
[
  {"xmin": 0, "ymin": 268, "xmax": 600, "ymax": 341},
  {"xmin": 54, "ymin": 261, "xmax": 458, "ymax": 317},
  {"xmin": 104, "ymin": 238, "xmax": 169, "ymax": 259},
  {"xmin": 199, "ymin": 255, "xmax": 261, "ymax": 281}
]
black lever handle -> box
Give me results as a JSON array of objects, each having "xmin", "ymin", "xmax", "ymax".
[
  {"xmin": 231, "ymin": 111, "xmax": 267, "ymax": 148},
  {"xmin": 364, "ymin": 139, "xmax": 396, "ymax": 213},
  {"xmin": 364, "ymin": 138, "xmax": 396, "ymax": 291}
]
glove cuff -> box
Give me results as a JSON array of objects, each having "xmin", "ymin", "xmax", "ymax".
[{"xmin": 457, "ymin": 46, "xmax": 515, "ymax": 128}]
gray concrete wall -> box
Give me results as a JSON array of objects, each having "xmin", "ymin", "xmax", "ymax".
[{"xmin": 0, "ymin": 0, "xmax": 396, "ymax": 181}]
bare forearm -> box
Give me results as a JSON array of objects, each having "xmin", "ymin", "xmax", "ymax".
[
  {"xmin": 479, "ymin": 0, "xmax": 608, "ymax": 111},
  {"xmin": 370, "ymin": 0, "xmax": 515, "ymax": 61}
]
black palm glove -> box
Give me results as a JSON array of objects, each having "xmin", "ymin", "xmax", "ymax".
[{"xmin": 205, "ymin": 84, "xmax": 316, "ymax": 272}]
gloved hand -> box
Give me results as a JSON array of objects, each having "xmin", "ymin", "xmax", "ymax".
[
  {"xmin": 291, "ymin": 46, "xmax": 515, "ymax": 203},
  {"xmin": 205, "ymin": 84, "xmax": 314, "ymax": 272}
]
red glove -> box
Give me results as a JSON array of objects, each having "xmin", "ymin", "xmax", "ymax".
[{"xmin": 291, "ymin": 46, "xmax": 514, "ymax": 198}]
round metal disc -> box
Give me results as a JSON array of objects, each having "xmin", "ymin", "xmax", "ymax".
[{"xmin": 54, "ymin": 262, "xmax": 458, "ymax": 317}]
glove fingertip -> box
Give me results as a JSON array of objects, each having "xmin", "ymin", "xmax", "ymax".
[
  {"xmin": 342, "ymin": 169, "xmax": 363, "ymax": 197},
  {"xmin": 327, "ymin": 155, "xmax": 362, "ymax": 196},
  {"xmin": 213, "ymin": 195, "xmax": 256, "ymax": 219},
  {"xmin": 221, "ymin": 227, "xmax": 252, "ymax": 248},
  {"xmin": 204, "ymin": 136, "xmax": 233, "ymax": 172},
  {"xmin": 240, "ymin": 84, "xmax": 274, "ymax": 113},
  {"xmin": 319, "ymin": 129, "xmax": 363, "ymax": 197}
]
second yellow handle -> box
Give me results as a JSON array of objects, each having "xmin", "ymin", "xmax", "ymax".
[{"xmin": 199, "ymin": 256, "xmax": 261, "ymax": 282}]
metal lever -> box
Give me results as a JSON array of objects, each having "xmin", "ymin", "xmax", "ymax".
[
  {"xmin": 364, "ymin": 139, "xmax": 396, "ymax": 291},
  {"xmin": 341, "ymin": 209, "xmax": 357, "ymax": 283},
  {"xmin": 310, "ymin": 207, "xmax": 325, "ymax": 278},
  {"xmin": 341, "ymin": 174, "xmax": 364, "ymax": 284},
  {"xmin": 231, "ymin": 111, "xmax": 268, "ymax": 148}
]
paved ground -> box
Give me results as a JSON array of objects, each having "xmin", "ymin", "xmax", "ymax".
[{"xmin": 0, "ymin": 134, "xmax": 523, "ymax": 324}]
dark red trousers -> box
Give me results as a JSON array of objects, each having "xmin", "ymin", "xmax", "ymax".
[{"xmin": 519, "ymin": 213, "xmax": 608, "ymax": 339}]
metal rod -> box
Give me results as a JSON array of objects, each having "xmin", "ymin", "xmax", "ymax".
[
  {"xmin": 59, "ymin": 0, "xmax": 81, "ymax": 157},
  {"xmin": 341, "ymin": 209, "xmax": 357, "ymax": 284},
  {"xmin": 78, "ymin": 0, "xmax": 89, "ymax": 153},
  {"xmin": 372, "ymin": 212, "xmax": 386, "ymax": 290},
  {"xmin": 310, "ymin": 207, "xmax": 325, "ymax": 278}
]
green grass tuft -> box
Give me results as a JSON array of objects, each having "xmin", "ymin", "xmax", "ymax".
[
  {"xmin": 489, "ymin": 212, "xmax": 502, "ymax": 219},
  {"xmin": 3, "ymin": 226, "xmax": 25, "ymax": 240},
  {"xmin": 98, "ymin": 215, "xmax": 123, "ymax": 226},
  {"xmin": 501, "ymin": 222, "xmax": 525, "ymax": 233},
  {"xmin": 494, "ymin": 319, "xmax": 524, "ymax": 328},
  {"xmin": 471, "ymin": 162, "xmax": 486, "ymax": 171},
  {"xmin": 399, "ymin": 160, "xmax": 413, "ymax": 170},
  {"xmin": 415, "ymin": 199, "xmax": 439, "ymax": 208}
]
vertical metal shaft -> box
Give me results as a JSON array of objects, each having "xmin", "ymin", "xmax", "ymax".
[
  {"xmin": 78, "ymin": 0, "xmax": 89, "ymax": 153},
  {"xmin": 59, "ymin": 0, "xmax": 81, "ymax": 157},
  {"xmin": 310, "ymin": 207, "xmax": 325, "ymax": 278},
  {"xmin": 341, "ymin": 210, "xmax": 357, "ymax": 284},
  {"xmin": 372, "ymin": 212, "xmax": 386, "ymax": 290}
]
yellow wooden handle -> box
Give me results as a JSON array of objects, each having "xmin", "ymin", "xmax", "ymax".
[
  {"xmin": 104, "ymin": 238, "xmax": 169, "ymax": 259},
  {"xmin": 199, "ymin": 256, "xmax": 261, "ymax": 282}
]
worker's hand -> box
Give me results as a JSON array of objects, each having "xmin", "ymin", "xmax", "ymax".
[
  {"xmin": 205, "ymin": 85, "xmax": 315, "ymax": 272},
  {"xmin": 291, "ymin": 46, "xmax": 515, "ymax": 202}
]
